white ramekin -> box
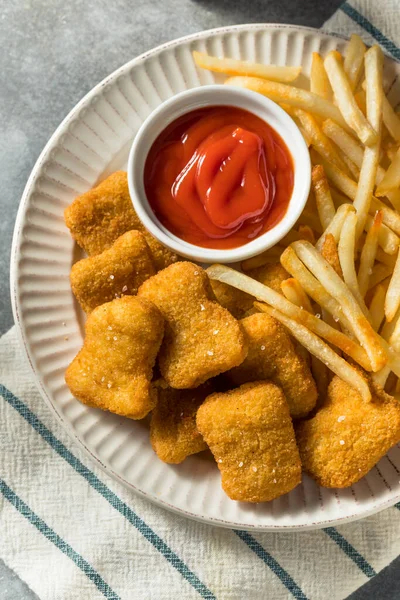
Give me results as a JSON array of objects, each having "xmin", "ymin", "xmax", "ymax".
[{"xmin": 127, "ymin": 85, "xmax": 310, "ymax": 263}]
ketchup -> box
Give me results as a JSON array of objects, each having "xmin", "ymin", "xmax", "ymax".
[{"xmin": 144, "ymin": 106, "xmax": 294, "ymax": 249}]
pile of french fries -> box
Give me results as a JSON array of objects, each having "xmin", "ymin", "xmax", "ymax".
[{"xmin": 193, "ymin": 35, "xmax": 400, "ymax": 401}]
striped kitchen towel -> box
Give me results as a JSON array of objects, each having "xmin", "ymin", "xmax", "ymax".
[{"xmin": 2, "ymin": 2, "xmax": 400, "ymax": 599}]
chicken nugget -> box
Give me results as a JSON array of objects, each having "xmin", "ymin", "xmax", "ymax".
[
  {"xmin": 64, "ymin": 171, "xmax": 178, "ymax": 270},
  {"xmin": 65, "ymin": 296, "xmax": 164, "ymax": 419},
  {"xmin": 70, "ymin": 230, "xmax": 155, "ymax": 313},
  {"xmin": 296, "ymin": 375, "xmax": 400, "ymax": 488},
  {"xmin": 150, "ymin": 381, "xmax": 213, "ymax": 463},
  {"xmin": 228, "ymin": 313, "xmax": 317, "ymax": 418},
  {"xmin": 138, "ymin": 262, "xmax": 247, "ymax": 388},
  {"xmin": 196, "ymin": 381, "xmax": 302, "ymax": 502},
  {"xmin": 210, "ymin": 280, "xmax": 254, "ymax": 319},
  {"xmin": 246, "ymin": 262, "xmax": 289, "ymax": 293}
]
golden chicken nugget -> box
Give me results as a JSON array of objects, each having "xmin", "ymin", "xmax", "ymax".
[
  {"xmin": 138, "ymin": 262, "xmax": 247, "ymax": 388},
  {"xmin": 64, "ymin": 171, "xmax": 178, "ymax": 270},
  {"xmin": 246, "ymin": 262, "xmax": 289, "ymax": 293},
  {"xmin": 196, "ymin": 381, "xmax": 302, "ymax": 502},
  {"xmin": 65, "ymin": 296, "xmax": 164, "ymax": 419},
  {"xmin": 210, "ymin": 279, "xmax": 254, "ymax": 319},
  {"xmin": 296, "ymin": 376, "xmax": 400, "ymax": 488},
  {"xmin": 70, "ymin": 230, "xmax": 155, "ymax": 313},
  {"xmin": 150, "ymin": 382, "xmax": 213, "ymax": 463},
  {"xmin": 229, "ymin": 313, "xmax": 317, "ymax": 418}
]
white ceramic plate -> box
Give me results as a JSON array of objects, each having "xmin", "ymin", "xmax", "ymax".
[{"xmin": 11, "ymin": 24, "xmax": 400, "ymax": 531}]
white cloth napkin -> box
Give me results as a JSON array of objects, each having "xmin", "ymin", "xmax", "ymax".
[{"xmin": 2, "ymin": 2, "xmax": 400, "ymax": 598}]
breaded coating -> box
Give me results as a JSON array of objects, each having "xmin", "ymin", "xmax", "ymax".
[
  {"xmin": 64, "ymin": 171, "xmax": 178, "ymax": 270},
  {"xmin": 196, "ymin": 381, "xmax": 302, "ymax": 502},
  {"xmin": 228, "ymin": 313, "xmax": 317, "ymax": 418},
  {"xmin": 70, "ymin": 230, "xmax": 155, "ymax": 313},
  {"xmin": 246, "ymin": 262, "xmax": 289, "ymax": 292},
  {"xmin": 210, "ymin": 279, "xmax": 254, "ymax": 319},
  {"xmin": 321, "ymin": 233, "xmax": 343, "ymax": 278},
  {"xmin": 296, "ymin": 376, "xmax": 400, "ymax": 488},
  {"xmin": 138, "ymin": 262, "xmax": 247, "ymax": 388},
  {"xmin": 65, "ymin": 296, "xmax": 164, "ymax": 419},
  {"xmin": 150, "ymin": 382, "xmax": 212, "ymax": 463}
]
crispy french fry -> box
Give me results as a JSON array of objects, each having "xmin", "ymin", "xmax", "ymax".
[
  {"xmin": 292, "ymin": 109, "xmax": 351, "ymax": 173},
  {"xmin": 330, "ymin": 188, "xmax": 351, "ymax": 208},
  {"xmin": 382, "ymin": 93, "xmax": 400, "ymax": 141},
  {"xmin": 291, "ymin": 240, "xmax": 387, "ymax": 371},
  {"xmin": 385, "ymin": 248, "xmax": 400, "ymax": 322},
  {"xmin": 353, "ymin": 45, "xmax": 383, "ymax": 238},
  {"xmin": 376, "ymin": 147, "xmax": 400, "ymax": 196},
  {"xmin": 240, "ymin": 246, "xmax": 283, "ymax": 272},
  {"xmin": 367, "ymin": 262, "xmax": 394, "ymax": 290},
  {"xmin": 281, "ymin": 278, "xmax": 314, "ymax": 313},
  {"xmin": 369, "ymin": 282, "xmax": 387, "ymax": 331},
  {"xmin": 224, "ymin": 76, "xmax": 351, "ymax": 130},
  {"xmin": 206, "ymin": 264, "xmax": 372, "ymax": 371},
  {"xmin": 358, "ymin": 210, "xmax": 383, "ymax": 296},
  {"xmin": 365, "ymin": 214, "xmax": 399, "ymax": 255},
  {"xmin": 344, "ymin": 34, "xmax": 366, "ymax": 91},
  {"xmin": 338, "ymin": 212, "xmax": 370, "ymax": 315},
  {"xmin": 321, "ymin": 233, "xmax": 343, "ymax": 278},
  {"xmin": 192, "ymin": 51, "xmax": 302, "ymax": 82},
  {"xmin": 255, "ymin": 303, "xmax": 372, "ymax": 401},
  {"xmin": 355, "ymin": 89, "xmax": 367, "ymax": 115},
  {"xmin": 376, "ymin": 247, "xmax": 397, "ymax": 267},
  {"xmin": 324, "ymin": 51, "xmax": 377, "ymax": 145},
  {"xmin": 342, "ymin": 154, "xmax": 360, "ymax": 179},
  {"xmin": 311, "ymin": 52, "xmax": 332, "ymax": 100},
  {"xmin": 316, "ymin": 203, "xmax": 355, "ymax": 251},
  {"xmin": 312, "ymin": 165, "xmax": 336, "ymax": 230}
]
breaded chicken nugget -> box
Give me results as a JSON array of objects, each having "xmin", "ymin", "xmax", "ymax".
[
  {"xmin": 296, "ymin": 375, "xmax": 400, "ymax": 488},
  {"xmin": 196, "ymin": 381, "xmax": 302, "ymax": 502},
  {"xmin": 210, "ymin": 280, "xmax": 254, "ymax": 319},
  {"xmin": 246, "ymin": 262, "xmax": 289, "ymax": 293},
  {"xmin": 150, "ymin": 381, "xmax": 212, "ymax": 463},
  {"xmin": 65, "ymin": 296, "xmax": 164, "ymax": 419},
  {"xmin": 228, "ymin": 313, "xmax": 317, "ymax": 418},
  {"xmin": 138, "ymin": 262, "xmax": 247, "ymax": 388},
  {"xmin": 70, "ymin": 230, "xmax": 155, "ymax": 313},
  {"xmin": 64, "ymin": 171, "xmax": 178, "ymax": 270}
]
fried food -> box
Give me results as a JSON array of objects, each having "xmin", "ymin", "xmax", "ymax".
[
  {"xmin": 70, "ymin": 230, "xmax": 155, "ymax": 313},
  {"xmin": 246, "ymin": 262, "xmax": 289, "ymax": 293},
  {"xmin": 65, "ymin": 296, "xmax": 164, "ymax": 419},
  {"xmin": 196, "ymin": 381, "xmax": 302, "ymax": 502},
  {"xmin": 150, "ymin": 381, "xmax": 213, "ymax": 463},
  {"xmin": 321, "ymin": 233, "xmax": 343, "ymax": 278},
  {"xmin": 210, "ymin": 279, "xmax": 254, "ymax": 319},
  {"xmin": 64, "ymin": 171, "xmax": 178, "ymax": 270},
  {"xmin": 228, "ymin": 313, "xmax": 317, "ymax": 418},
  {"xmin": 296, "ymin": 375, "xmax": 400, "ymax": 487},
  {"xmin": 138, "ymin": 262, "xmax": 247, "ymax": 388}
]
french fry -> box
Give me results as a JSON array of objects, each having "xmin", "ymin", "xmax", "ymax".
[
  {"xmin": 312, "ymin": 165, "xmax": 336, "ymax": 230},
  {"xmin": 338, "ymin": 212, "xmax": 370, "ymax": 316},
  {"xmin": 297, "ymin": 225, "xmax": 316, "ymax": 244},
  {"xmin": 310, "ymin": 354, "xmax": 329, "ymax": 404},
  {"xmin": 310, "ymin": 52, "xmax": 332, "ymax": 100},
  {"xmin": 382, "ymin": 93, "xmax": 400, "ymax": 141},
  {"xmin": 367, "ymin": 262, "xmax": 393, "ymax": 290},
  {"xmin": 365, "ymin": 214, "xmax": 399, "ymax": 255},
  {"xmin": 358, "ymin": 210, "xmax": 383, "ymax": 296},
  {"xmin": 240, "ymin": 246, "xmax": 283, "ymax": 271},
  {"xmin": 369, "ymin": 282, "xmax": 387, "ymax": 331},
  {"xmin": 355, "ymin": 89, "xmax": 367, "ymax": 115},
  {"xmin": 224, "ymin": 76, "xmax": 351, "ymax": 130},
  {"xmin": 376, "ymin": 147, "xmax": 400, "ymax": 196},
  {"xmin": 295, "ymin": 208, "xmax": 323, "ymax": 234},
  {"xmin": 324, "ymin": 51, "xmax": 377, "ymax": 145},
  {"xmin": 342, "ymin": 154, "xmax": 360, "ymax": 179},
  {"xmin": 385, "ymin": 248, "xmax": 400, "ymax": 322},
  {"xmin": 291, "ymin": 240, "xmax": 387, "ymax": 371},
  {"xmin": 281, "ymin": 278, "xmax": 313, "ymax": 313},
  {"xmin": 254, "ymin": 303, "xmax": 372, "ymax": 401},
  {"xmin": 344, "ymin": 34, "xmax": 366, "ymax": 91},
  {"xmin": 376, "ymin": 247, "xmax": 397, "ymax": 267},
  {"xmin": 353, "ymin": 45, "xmax": 383, "ymax": 238},
  {"xmin": 315, "ymin": 203, "xmax": 355, "ymax": 251},
  {"xmin": 321, "ymin": 233, "xmax": 343, "ymax": 278},
  {"xmin": 206, "ymin": 264, "xmax": 372, "ymax": 371},
  {"xmin": 293, "ymin": 109, "xmax": 351, "ymax": 173},
  {"xmin": 192, "ymin": 51, "xmax": 302, "ymax": 83}
]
